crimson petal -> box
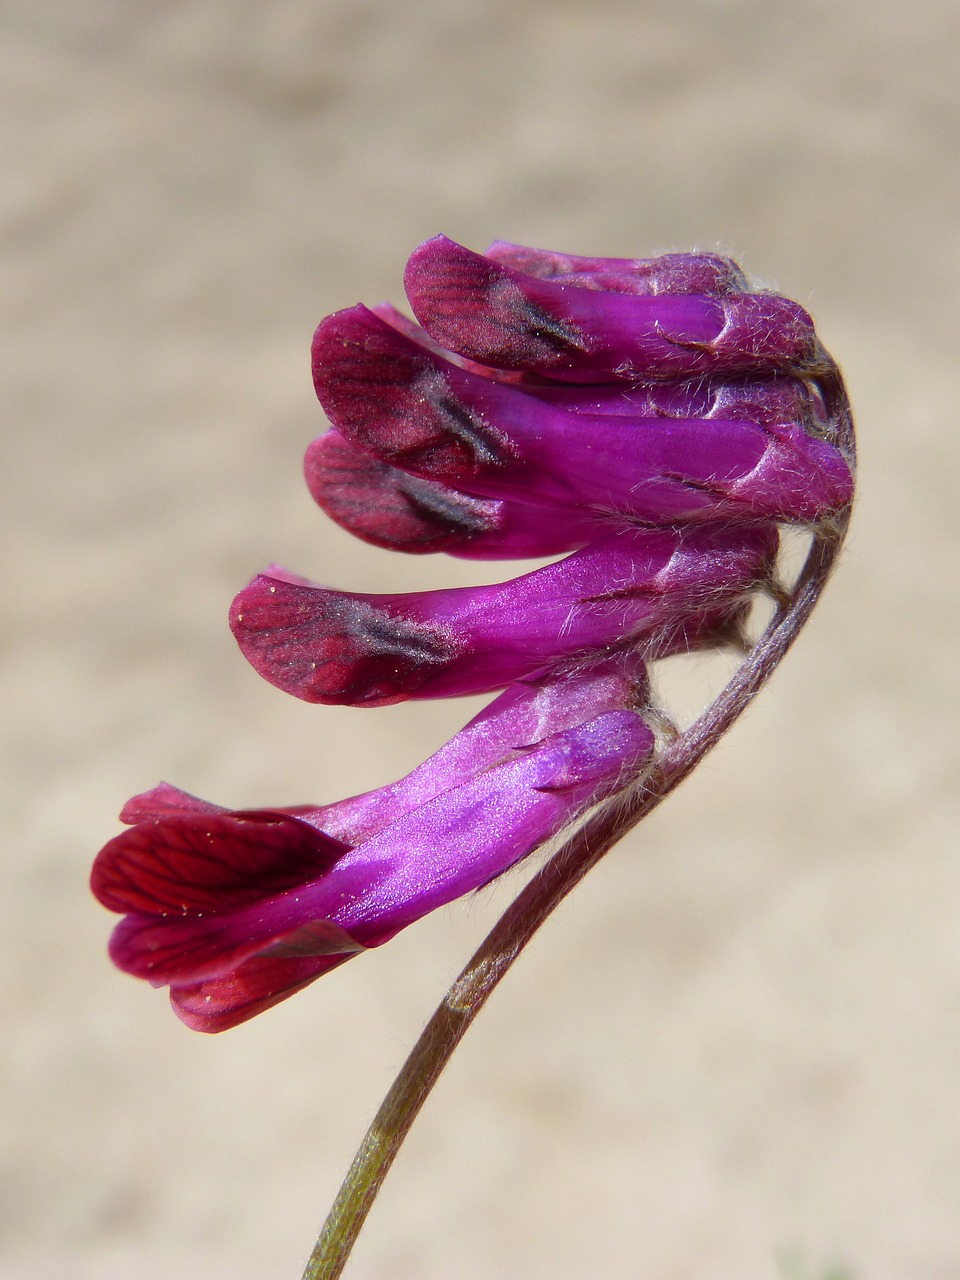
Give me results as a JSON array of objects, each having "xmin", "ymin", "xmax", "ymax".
[
  {"xmin": 485, "ymin": 241, "xmax": 748, "ymax": 296},
  {"xmin": 91, "ymin": 811, "xmax": 348, "ymax": 914},
  {"xmin": 170, "ymin": 952, "xmax": 360, "ymax": 1033}
]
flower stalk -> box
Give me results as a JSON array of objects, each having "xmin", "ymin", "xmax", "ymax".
[{"xmin": 302, "ymin": 472, "xmax": 851, "ymax": 1279}]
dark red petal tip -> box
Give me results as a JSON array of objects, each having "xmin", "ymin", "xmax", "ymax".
[
  {"xmin": 304, "ymin": 430, "xmax": 501, "ymax": 554},
  {"xmin": 91, "ymin": 810, "xmax": 346, "ymax": 915},
  {"xmin": 404, "ymin": 235, "xmax": 589, "ymax": 371},
  {"xmin": 230, "ymin": 573, "xmax": 458, "ymax": 706},
  {"xmin": 169, "ymin": 951, "xmax": 357, "ymax": 1032},
  {"xmin": 119, "ymin": 782, "xmax": 225, "ymax": 825},
  {"xmin": 312, "ymin": 304, "xmax": 510, "ymax": 480}
]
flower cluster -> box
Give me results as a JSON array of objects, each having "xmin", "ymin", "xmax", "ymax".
[{"xmin": 92, "ymin": 236, "xmax": 853, "ymax": 1031}]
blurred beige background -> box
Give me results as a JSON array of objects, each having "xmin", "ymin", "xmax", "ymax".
[{"xmin": 3, "ymin": 3, "xmax": 958, "ymax": 1277}]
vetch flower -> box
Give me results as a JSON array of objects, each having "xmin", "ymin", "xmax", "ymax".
[
  {"xmin": 91, "ymin": 660, "xmax": 654, "ymax": 1031},
  {"xmin": 92, "ymin": 236, "xmax": 854, "ymax": 1031},
  {"xmin": 230, "ymin": 524, "xmax": 777, "ymax": 706},
  {"xmin": 403, "ymin": 235, "xmax": 823, "ymax": 380}
]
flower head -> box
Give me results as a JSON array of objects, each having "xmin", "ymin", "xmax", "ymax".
[{"xmin": 92, "ymin": 236, "xmax": 854, "ymax": 1029}]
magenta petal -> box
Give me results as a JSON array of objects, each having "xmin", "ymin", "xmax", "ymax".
[
  {"xmin": 313, "ymin": 304, "xmax": 515, "ymax": 482},
  {"xmin": 404, "ymin": 236, "xmax": 819, "ymax": 382},
  {"xmin": 313, "ymin": 654, "xmax": 650, "ymax": 844},
  {"xmin": 734, "ymin": 421, "xmax": 854, "ymax": 520},
  {"xmin": 230, "ymin": 574, "xmax": 460, "ymax": 706},
  {"xmin": 485, "ymin": 241, "xmax": 748, "ymax": 296},
  {"xmin": 320, "ymin": 709, "xmax": 654, "ymax": 936},
  {"xmin": 304, "ymin": 429, "xmax": 503, "ymax": 554},
  {"xmin": 528, "ymin": 373, "xmax": 829, "ymax": 430},
  {"xmin": 368, "ymin": 300, "xmax": 531, "ymax": 384}
]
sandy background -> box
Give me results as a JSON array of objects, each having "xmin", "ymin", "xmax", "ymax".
[{"xmin": 3, "ymin": 2, "xmax": 959, "ymax": 1277}]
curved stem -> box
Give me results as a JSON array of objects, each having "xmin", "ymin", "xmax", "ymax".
[{"xmin": 302, "ymin": 367, "xmax": 856, "ymax": 1280}]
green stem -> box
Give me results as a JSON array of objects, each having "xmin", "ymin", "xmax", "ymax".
[{"xmin": 302, "ymin": 364, "xmax": 855, "ymax": 1280}]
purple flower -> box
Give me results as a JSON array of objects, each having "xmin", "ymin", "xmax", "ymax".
[
  {"xmin": 91, "ymin": 661, "xmax": 653, "ymax": 1031},
  {"xmin": 92, "ymin": 236, "xmax": 854, "ymax": 1030},
  {"xmin": 230, "ymin": 524, "xmax": 776, "ymax": 706},
  {"xmin": 403, "ymin": 235, "xmax": 822, "ymax": 380}
]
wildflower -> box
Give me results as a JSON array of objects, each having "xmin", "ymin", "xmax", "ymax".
[
  {"xmin": 403, "ymin": 235, "xmax": 822, "ymax": 380},
  {"xmin": 230, "ymin": 524, "xmax": 776, "ymax": 706},
  {"xmin": 92, "ymin": 236, "xmax": 853, "ymax": 1030},
  {"xmin": 91, "ymin": 661, "xmax": 654, "ymax": 1031}
]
